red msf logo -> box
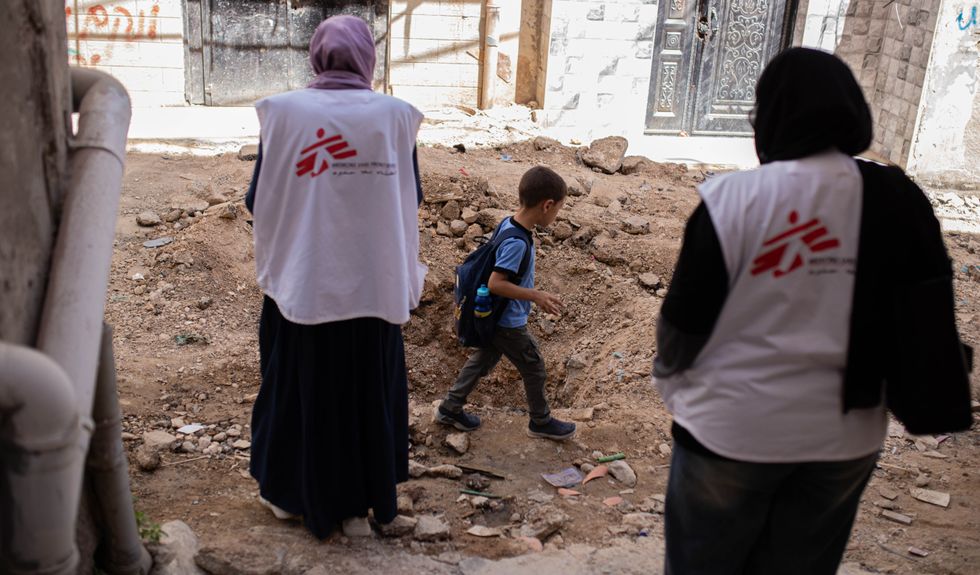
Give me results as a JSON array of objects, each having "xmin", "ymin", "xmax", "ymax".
[
  {"xmin": 295, "ymin": 128, "xmax": 358, "ymax": 178},
  {"xmin": 751, "ymin": 211, "xmax": 841, "ymax": 277}
]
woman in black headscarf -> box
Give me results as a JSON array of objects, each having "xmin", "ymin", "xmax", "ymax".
[{"xmin": 654, "ymin": 48, "xmax": 971, "ymax": 574}]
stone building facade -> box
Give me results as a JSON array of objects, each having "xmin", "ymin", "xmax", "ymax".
[{"xmin": 834, "ymin": 0, "xmax": 941, "ymax": 166}]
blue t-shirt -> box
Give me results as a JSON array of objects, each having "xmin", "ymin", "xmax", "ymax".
[{"xmin": 493, "ymin": 218, "xmax": 535, "ymax": 328}]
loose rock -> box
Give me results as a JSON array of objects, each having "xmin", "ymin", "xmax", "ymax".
[
  {"xmin": 429, "ymin": 464, "xmax": 464, "ymax": 479},
  {"xmin": 552, "ymin": 222, "xmax": 574, "ymax": 241},
  {"xmin": 582, "ymin": 136, "xmax": 629, "ymax": 174},
  {"xmin": 608, "ymin": 460, "xmax": 637, "ymax": 487},
  {"xmin": 149, "ymin": 520, "xmax": 205, "ymax": 575},
  {"xmin": 143, "ymin": 430, "xmax": 178, "ymax": 453},
  {"xmin": 462, "ymin": 207, "xmax": 479, "ymax": 224},
  {"xmin": 465, "ymin": 224, "xmax": 484, "ymax": 239},
  {"xmin": 441, "ymin": 200, "xmax": 462, "ymax": 221},
  {"xmin": 445, "ymin": 432, "xmax": 470, "ymax": 455},
  {"xmin": 381, "ymin": 515, "xmax": 418, "ymax": 537},
  {"xmin": 620, "ymin": 155, "xmax": 652, "ymax": 175},
  {"xmin": 519, "ymin": 505, "xmax": 568, "ymax": 539},
  {"xmin": 464, "ymin": 473, "xmax": 491, "ymax": 491},
  {"xmin": 623, "ymin": 216, "xmax": 651, "ymax": 235},
  {"xmin": 414, "ymin": 515, "xmax": 451, "ymax": 541},
  {"xmin": 409, "ymin": 460, "xmax": 428, "ymax": 478},
  {"xmin": 622, "ymin": 512, "xmax": 657, "ymax": 529},
  {"xmin": 397, "ymin": 494, "xmax": 415, "ymax": 516},
  {"xmin": 533, "ymin": 136, "xmax": 561, "ymax": 151},
  {"xmin": 476, "ymin": 208, "xmax": 511, "ymax": 230},
  {"xmin": 639, "ymin": 273, "xmax": 661, "ymax": 289},
  {"xmin": 591, "ymin": 234, "xmax": 627, "ymax": 266},
  {"xmin": 137, "ymin": 447, "xmax": 161, "ymax": 472},
  {"xmin": 137, "ymin": 211, "xmax": 162, "ymax": 227},
  {"xmin": 450, "ymin": 220, "xmax": 469, "ymax": 237},
  {"xmin": 232, "ymin": 439, "xmax": 251, "ymax": 450},
  {"xmin": 436, "ymin": 221, "xmax": 452, "ymax": 237}
]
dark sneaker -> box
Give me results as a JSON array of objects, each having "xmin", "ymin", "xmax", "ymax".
[
  {"xmin": 436, "ymin": 405, "xmax": 481, "ymax": 431},
  {"xmin": 527, "ymin": 418, "xmax": 576, "ymax": 441}
]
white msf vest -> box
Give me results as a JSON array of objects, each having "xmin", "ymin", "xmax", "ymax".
[
  {"xmin": 658, "ymin": 150, "xmax": 887, "ymax": 462},
  {"xmin": 253, "ymin": 89, "xmax": 425, "ymax": 325}
]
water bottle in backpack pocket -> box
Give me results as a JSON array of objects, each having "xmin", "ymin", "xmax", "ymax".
[{"xmin": 453, "ymin": 219, "xmax": 532, "ymax": 347}]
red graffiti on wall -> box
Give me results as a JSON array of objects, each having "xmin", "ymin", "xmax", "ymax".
[{"xmin": 68, "ymin": 2, "xmax": 161, "ymax": 66}]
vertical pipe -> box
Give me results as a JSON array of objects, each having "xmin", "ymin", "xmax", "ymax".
[
  {"xmin": 0, "ymin": 343, "xmax": 83, "ymax": 575},
  {"xmin": 479, "ymin": 0, "xmax": 500, "ymax": 109},
  {"xmin": 87, "ymin": 325, "xmax": 151, "ymax": 574}
]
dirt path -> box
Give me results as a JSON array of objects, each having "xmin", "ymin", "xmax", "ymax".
[{"xmin": 111, "ymin": 143, "xmax": 980, "ymax": 574}]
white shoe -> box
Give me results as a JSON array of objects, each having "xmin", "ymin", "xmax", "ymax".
[
  {"xmin": 258, "ymin": 496, "xmax": 300, "ymax": 521},
  {"xmin": 342, "ymin": 516, "xmax": 373, "ymax": 537}
]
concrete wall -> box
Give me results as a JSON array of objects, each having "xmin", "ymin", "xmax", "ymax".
[
  {"xmin": 538, "ymin": 0, "xmax": 659, "ymax": 142},
  {"xmin": 65, "ymin": 0, "xmax": 185, "ymax": 107},
  {"xmin": 0, "ymin": 0, "xmax": 71, "ymax": 345},
  {"xmin": 835, "ymin": 0, "xmax": 940, "ymax": 166},
  {"xmin": 909, "ymin": 0, "xmax": 980, "ymax": 187}
]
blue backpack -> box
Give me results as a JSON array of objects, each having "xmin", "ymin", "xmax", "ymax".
[{"xmin": 454, "ymin": 218, "xmax": 532, "ymax": 347}]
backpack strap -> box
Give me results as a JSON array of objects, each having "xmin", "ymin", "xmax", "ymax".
[{"xmin": 490, "ymin": 219, "xmax": 533, "ymax": 284}]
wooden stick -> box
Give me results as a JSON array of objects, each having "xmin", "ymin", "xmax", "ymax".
[{"xmin": 162, "ymin": 455, "xmax": 210, "ymax": 467}]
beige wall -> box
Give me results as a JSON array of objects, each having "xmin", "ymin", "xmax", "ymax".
[{"xmin": 65, "ymin": 0, "xmax": 185, "ymax": 107}]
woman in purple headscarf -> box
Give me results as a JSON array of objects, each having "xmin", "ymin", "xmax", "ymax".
[{"xmin": 244, "ymin": 15, "xmax": 426, "ymax": 539}]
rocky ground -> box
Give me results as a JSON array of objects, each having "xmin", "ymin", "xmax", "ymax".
[{"xmin": 109, "ymin": 137, "xmax": 980, "ymax": 575}]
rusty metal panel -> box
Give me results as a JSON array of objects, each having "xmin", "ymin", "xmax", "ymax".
[{"xmin": 189, "ymin": 0, "xmax": 388, "ymax": 106}]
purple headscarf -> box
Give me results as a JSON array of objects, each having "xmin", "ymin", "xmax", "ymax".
[{"xmin": 308, "ymin": 15, "xmax": 375, "ymax": 90}]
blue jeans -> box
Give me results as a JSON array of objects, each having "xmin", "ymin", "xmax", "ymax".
[{"xmin": 665, "ymin": 441, "xmax": 878, "ymax": 575}]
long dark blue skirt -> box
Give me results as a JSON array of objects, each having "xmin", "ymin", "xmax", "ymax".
[{"xmin": 250, "ymin": 296, "xmax": 409, "ymax": 538}]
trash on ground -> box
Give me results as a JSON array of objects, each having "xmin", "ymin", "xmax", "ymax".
[
  {"xmin": 910, "ymin": 487, "xmax": 951, "ymax": 508},
  {"xmin": 176, "ymin": 424, "xmax": 205, "ymax": 435},
  {"xmin": 541, "ymin": 467, "xmax": 583, "ymax": 488},
  {"xmin": 597, "ymin": 452, "xmax": 626, "ymax": 463},
  {"xmin": 881, "ymin": 510, "xmax": 914, "ymax": 525},
  {"xmin": 557, "ymin": 488, "xmax": 582, "ymax": 497},
  {"xmin": 457, "ymin": 464, "xmax": 507, "ymax": 480},
  {"xmin": 143, "ymin": 237, "xmax": 174, "ymax": 248},
  {"xmin": 908, "ymin": 547, "xmax": 930, "ymax": 557},
  {"xmin": 175, "ymin": 334, "xmax": 210, "ymax": 346},
  {"xmin": 879, "ymin": 488, "xmax": 900, "ymax": 501},
  {"xmin": 460, "ymin": 489, "xmax": 500, "ymax": 499},
  {"xmin": 583, "ymin": 464, "xmax": 609, "ymax": 485},
  {"xmin": 603, "ymin": 496, "xmax": 623, "ymax": 507},
  {"xmin": 466, "ymin": 525, "xmax": 502, "ymax": 537}
]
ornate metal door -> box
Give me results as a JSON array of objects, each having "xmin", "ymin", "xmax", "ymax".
[{"xmin": 646, "ymin": 0, "xmax": 793, "ymax": 136}]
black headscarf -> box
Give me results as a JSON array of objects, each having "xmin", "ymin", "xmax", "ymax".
[{"xmin": 752, "ymin": 47, "xmax": 872, "ymax": 164}]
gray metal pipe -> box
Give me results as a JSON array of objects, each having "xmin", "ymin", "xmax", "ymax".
[
  {"xmin": 0, "ymin": 342, "xmax": 84, "ymax": 574},
  {"xmin": 0, "ymin": 69, "xmax": 145, "ymax": 575},
  {"xmin": 37, "ymin": 67, "xmax": 130, "ymax": 416},
  {"xmin": 88, "ymin": 325, "xmax": 152, "ymax": 574}
]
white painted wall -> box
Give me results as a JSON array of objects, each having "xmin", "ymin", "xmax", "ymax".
[
  {"xmin": 799, "ymin": 0, "xmax": 851, "ymax": 52},
  {"xmin": 909, "ymin": 0, "xmax": 980, "ymax": 187},
  {"xmin": 66, "ymin": 0, "xmax": 186, "ymax": 108}
]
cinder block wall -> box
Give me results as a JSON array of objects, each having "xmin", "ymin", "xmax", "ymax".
[
  {"xmin": 835, "ymin": 0, "xmax": 940, "ymax": 166},
  {"xmin": 65, "ymin": 0, "xmax": 186, "ymax": 107}
]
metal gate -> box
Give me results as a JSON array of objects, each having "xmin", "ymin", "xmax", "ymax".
[
  {"xmin": 646, "ymin": 0, "xmax": 797, "ymax": 136},
  {"xmin": 183, "ymin": 0, "xmax": 387, "ymax": 106}
]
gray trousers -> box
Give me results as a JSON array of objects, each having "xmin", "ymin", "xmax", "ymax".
[{"xmin": 442, "ymin": 325, "xmax": 551, "ymax": 424}]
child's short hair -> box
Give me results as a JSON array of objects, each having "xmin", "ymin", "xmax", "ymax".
[{"xmin": 518, "ymin": 166, "xmax": 567, "ymax": 207}]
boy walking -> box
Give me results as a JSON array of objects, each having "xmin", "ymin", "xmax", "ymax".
[{"xmin": 437, "ymin": 166, "xmax": 576, "ymax": 441}]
